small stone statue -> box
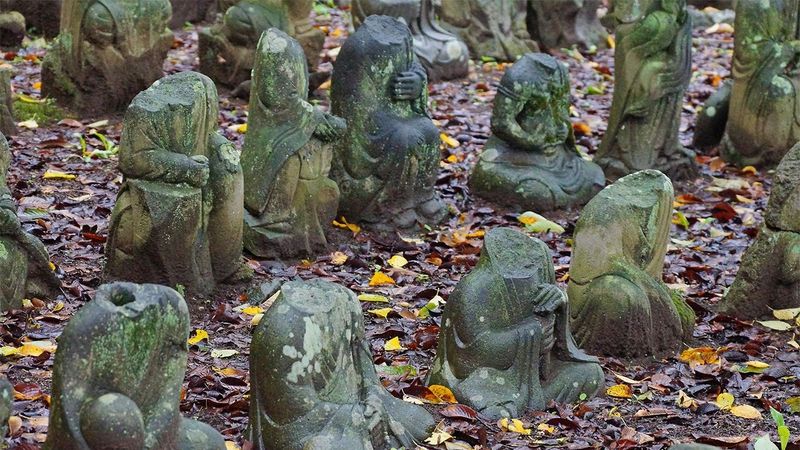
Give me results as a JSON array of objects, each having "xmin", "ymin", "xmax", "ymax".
[
  {"xmin": 248, "ymin": 279, "xmax": 435, "ymax": 449},
  {"xmin": 438, "ymin": 0, "xmax": 537, "ymax": 62},
  {"xmin": 105, "ymin": 72, "xmax": 244, "ymax": 296},
  {"xmin": 169, "ymin": 0, "xmax": 215, "ymax": 28},
  {"xmin": 352, "ymin": 0, "xmax": 469, "ymax": 81},
  {"xmin": 331, "ymin": 15, "xmax": 445, "ymax": 230},
  {"xmin": 427, "ymin": 228, "xmax": 604, "ymax": 420},
  {"xmin": 569, "ymin": 170, "xmax": 695, "ymax": 357},
  {"xmin": 596, "ymin": 0, "xmax": 696, "ymax": 180},
  {"xmin": 721, "ymin": 142, "xmax": 800, "ymax": 318},
  {"xmin": 0, "ymin": 67, "xmax": 15, "ymax": 136},
  {"xmin": 471, "ymin": 53, "xmax": 605, "ymax": 212},
  {"xmin": 41, "ymin": 0, "xmax": 173, "ymax": 115},
  {"xmin": 0, "ymin": 133, "xmax": 60, "ymax": 311},
  {"xmin": 0, "ymin": 12, "xmax": 25, "ymax": 50},
  {"xmin": 0, "ymin": 0, "xmax": 61, "ymax": 38},
  {"xmin": 527, "ymin": 0, "xmax": 608, "ymax": 51},
  {"xmin": 44, "ymin": 282, "xmax": 226, "ymax": 450},
  {"xmin": 0, "ymin": 378, "xmax": 11, "ymax": 443},
  {"xmin": 241, "ymin": 29, "xmax": 345, "ymax": 259}
]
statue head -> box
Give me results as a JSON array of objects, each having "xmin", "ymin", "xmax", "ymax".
[{"xmin": 766, "ymin": 142, "xmax": 800, "ymax": 232}]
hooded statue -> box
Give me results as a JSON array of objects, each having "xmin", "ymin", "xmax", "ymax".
[{"xmin": 427, "ymin": 228, "xmax": 603, "ymax": 419}]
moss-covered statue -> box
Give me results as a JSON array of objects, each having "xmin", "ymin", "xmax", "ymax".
[
  {"xmin": 198, "ymin": 0, "xmax": 324, "ymax": 92},
  {"xmin": 0, "ymin": 0, "xmax": 62, "ymax": 38},
  {"xmin": 330, "ymin": 15, "xmax": 445, "ymax": 230},
  {"xmin": 568, "ymin": 170, "xmax": 695, "ymax": 357},
  {"xmin": 248, "ymin": 279, "xmax": 435, "ymax": 449},
  {"xmin": 427, "ymin": 228, "xmax": 603, "ymax": 420},
  {"xmin": 41, "ymin": 0, "xmax": 173, "ymax": 115},
  {"xmin": 596, "ymin": 0, "xmax": 696, "ymax": 181},
  {"xmin": 44, "ymin": 283, "xmax": 226, "ymax": 450},
  {"xmin": 721, "ymin": 142, "xmax": 800, "ymax": 318},
  {"xmin": 0, "ymin": 377, "xmax": 11, "ymax": 444},
  {"xmin": 0, "ymin": 67, "xmax": 14, "ymax": 136},
  {"xmin": 0, "ymin": 133, "xmax": 61, "ymax": 311},
  {"xmin": 438, "ymin": 0, "xmax": 537, "ymax": 61},
  {"xmin": 470, "ymin": 53, "xmax": 605, "ymax": 212},
  {"xmin": 242, "ymin": 29, "xmax": 345, "ymax": 259},
  {"xmin": 351, "ymin": 0, "xmax": 469, "ymax": 81},
  {"xmin": 105, "ymin": 72, "xmax": 244, "ymax": 296},
  {"xmin": 526, "ymin": 0, "xmax": 608, "ymax": 51},
  {"xmin": 0, "ymin": 12, "xmax": 25, "ymax": 50}
]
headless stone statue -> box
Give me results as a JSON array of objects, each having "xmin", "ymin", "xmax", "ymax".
[
  {"xmin": 721, "ymin": 142, "xmax": 800, "ymax": 318},
  {"xmin": 471, "ymin": 53, "xmax": 605, "ymax": 212},
  {"xmin": 248, "ymin": 279, "xmax": 435, "ymax": 449},
  {"xmin": 331, "ymin": 15, "xmax": 445, "ymax": 230},
  {"xmin": 0, "ymin": 378, "xmax": 11, "ymax": 445},
  {"xmin": 427, "ymin": 228, "xmax": 603, "ymax": 420},
  {"xmin": 351, "ymin": 0, "xmax": 469, "ymax": 81},
  {"xmin": 41, "ymin": 0, "xmax": 173, "ymax": 115},
  {"xmin": 0, "ymin": 67, "xmax": 14, "ymax": 136},
  {"xmin": 105, "ymin": 72, "xmax": 244, "ymax": 296},
  {"xmin": 241, "ymin": 29, "xmax": 344, "ymax": 259},
  {"xmin": 596, "ymin": 0, "xmax": 696, "ymax": 181},
  {"xmin": 526, "ymin": 0, "xmax": 608, "ymax": 51},
  {"xmin": 0, "ymin": 0, "xmax": 61, "ymax": 38},
  {"xmin": 0, "ymin": 12, "xmax": 24, "ymax": 50},
  {"xmin": 44, "ymin": 282, "xmax": 226, "ymax": 450},
  {"xmin": 569, "ymin": 170, "xmax": 695, "ymax": 357}
]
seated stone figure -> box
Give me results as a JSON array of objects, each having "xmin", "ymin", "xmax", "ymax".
[
  {"xmin": 41, "ymin": 0, "xmax": 173, "ymax": 115},
  {"xmin": 105, "ymin": 72, "xmax": 244, "ymax": 296},
  {"xmin": 331, "ymin": 15, "xmax": 445, "ymax": 230},
  {"xmin": 0, "ymin": 67, "xmax": 14, "ymax": 136},
  {"xmin": 44, "ymin": 283, "xmax": 226, "ymax": 450},
  {"xmin": 427, "ymin": 228, "xmax": 603, "ymax": 420},
  {"xmin": 248, "ymin": 279, "xmax": 435, "ymax": 449},
  {"xmin": 569, "ymin": 170, "xmax": 695, "ymax": 357},
  {"xmin": 471, "ymin": 53, "xmax": 605, "ymax": 212},
  {"xmin": 352, "ymin": 0, "xmax": 469, "ymax": 81},
  {"xmin": 241, "ymin": 29, "xmax": 345, "ymax": 259},
  {"xmin": 721, "ymin": 142, "xmax": 800, "ymax": 318}
]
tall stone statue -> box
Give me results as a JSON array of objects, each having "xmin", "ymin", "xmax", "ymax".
[
  {"xmin": 248, "ymin": 279, "xmax": 435, "ymax": 449},
  {"xmin": 105, "ymin": 72, "xmax": 244, "ymax": 296},
  {"xmin": 596, "ymin": 0, "xmax": 695, "ymax": 181},
  {"xmin": 470, "ymin": 53, "xmax": 605, "ymax": 212},
  {"xmin": 351, "ymin": 0, "xmax": 469, "ymax": 81},
  {"xmin": 44, "ymin": 283, "xmax": 226, "ymax": 450},
  {"xmin": 41, "ymin": 0, "xmax": 173, "ymax": 115},
  {"xmin": 0, "ymin": 133, "xmax": 61, "ymax": 311},
  {"xmin": 438, "ymin": 0, "xmax": 537, "ymax": 62},
  {"xmin": 721, "ymin": 142, "xmax": 800, "ymax": 318},
  {"xmin": 241, "ymin": 29, "xmax": 345, "ymax": 259},
  {"xmin": 427, "ymin": 228, "xmax": 604, "ymax": 420},
  {"xmin": 527, "ymin": 0, "xmax": 608, "ymax": 51},
  {"xmin": 331, "ymin": 15, "xmax": 445, "ymax": 230},
  {"xmin": 0, "ymin": 67, "xmax": 14, "ymax": 136},
  {"xmin": 569, "ymin": 170, "xmax": 695, "ymax": 357}
]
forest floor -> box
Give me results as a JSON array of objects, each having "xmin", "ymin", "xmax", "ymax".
[{"xmin": 2, "ymin": 5, "xmax": 800, "ymax": 450}]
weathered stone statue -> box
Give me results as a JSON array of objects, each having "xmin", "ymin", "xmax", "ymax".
[
  {"xmin": 44, "ymin": 282, "xmax": 226, "ymax": 450},
  {"xmin": 526, "ymin": 0, "xmax": 608, "ymax": 51},
  {"xmin": 438, "ymin": 0, "xmax": 537, "ymax": 62},
  {"xmin": 0, "ymin": 0, "xmax": 61, "ymax": 37},
  {"xmin": 170, "ymin": 0, "xmax": 215, "ymax": 28},
  {"xmin": 41, "ymin": 0, "xmax": 173, "ymax": 115},
  {"xmin": 693, "ymin": 80, "xmax": 731, "ymax": 149},
  {"xmin": 569, "ymin": 170, "xmax": 695, "ymax": 357},
  {"xmin": 0, "ymin": 67, "xmax": 14, "ymax": 136},
  {"xmin": 0, "ymin": 133, "xmax": 60, "ymax": 311},
  {"xmin": 248, "ymin": 279, "xmax": 435, "ymax": 449},
  {"xmin": 427, "ymin": 228, "xmax": 604, "ymax": 420},
  {"xmin": 596, "ymin": 0, "xmax": 696, "ymax": 180},
  {"xmin": 331, "ymin": 15, "xmax": 445, "ymax": 230},
  {"xmin": 721, "ymin": 142, "xmax": 800, "ymax": 318},
  {"xmin": 351, "ymin": 0, "xmax": 469, "ymax": 81},
  {"xmin": 105, "ymin": 72, "xmax": 244, "ymax": 296},
  {"xmin": 242, "ymin": 29, "xmax": 344, "ymax": 259},
  {"xmin": 0, "ymin": 378, "xmax": 11, "ymax": 443},
  {"xmin": 471, "ymin": 53, "xmax": 605, "ymax": 212},
  {"xmin": 0, "ymin": 12, "xmax": 25, "ymax": 49},
  {"xmin": 198, "ymin": 0, "xmax": 324, "ymax": 92}
]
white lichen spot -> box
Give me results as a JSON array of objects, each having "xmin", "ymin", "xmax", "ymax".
[
  {"xmin": 479, "ymin": 369, "xmax": 489, "ymax": 379},
  {"xmin": 705, "ymin": 106, "xmax": 716, "ymax": 117},
  {"xmin": 286, "ymin": 317, "xmax": 324, "ymax": 383},
  {"xmin": 264, "ymin": 30, "xmax": 288, "ymax": 53},
  {"xmin": 495, "ymin": 377, "xmax": 505, "ymax": 385},
  {"xmin": 479, "ymin": 316, "xmax": 485, "ymax": 322},
  {"xmin": 573, "ymin": 382, "xmax": 580, "ymax": 388},
  {"xmin": 772, "ymin": 76, "xmax": 793, "ymax": 95},
  {"xmin": 282, "ymin": 345, "xmax": 299, "ymax": 358},
  {"xmin": 445, "ymin": 41, "xmax": 464, "ymax": 59}
]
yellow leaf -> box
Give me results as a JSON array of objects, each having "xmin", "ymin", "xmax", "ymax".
[
  {"xmin": 741, "ymin": 166, "xmax": 758, "ymax": 175},
  {"xmin": 251, "ymin": 314, "xmax": 263, "ymax": 327},
  {"xmin": 358, "ymin": 293, "xmax": 389, "ymax": 303},
  {"xmin": 52, "ymin": 301, "xmax": 64, "ymax": 312},
  {"xmin": 676, "ymin": 390, "xmax": 695, "ymax": 408},
  {"xmin": 331, "ymin": 251, "xmax": 348, "ymax": 265},
  {"xmin": 425, "ymin": 430, "xmax": 453, "ymax": 445},
  {"xmin": 440, "ymin": 133, "xmax": 459, "ymax": 148},
  {"xmin": 387, "ymin": 254, "xmax": 408, "ymax": 269},
  {"xmin": 745, "ymin": 360, "xmax": 770, "ymax": 369},
  {"xmin": 188, "ymin": 329, "xmax": 209, "ymax": 345},
  {"xmin": 384, "ymin": 337, "xmax": 404, "ymax": 351},
  {"xmin": 241, "ymin": 305, "xmax": 264, "ymax": 316},
  {"xmin": 606, "ymin": 35, "xmax": 616, "ymax": 49},
  {"xmin": 672, "ymin": 211, "xmax": 690, "ymax": 229},
  {"xmin": 537, "ymin": 423, "xmax": 556, "ymax": 434},
  {"xmin": 18, "ymin": 119, "xmax": 38, "ymax": 129},
  {"xmin": 213, "ymin": 367, "xmax": 242, "ymax": 377},
  {"xmin": 499, "ymin": 418, "xmax": 532, "ymax": 435},
  {"xmin": 228, "ymin": 123, "xmax": 247, "ymax": 134},
  {"xmin": 679, "ymin": 347, "xmax": 720, "ymax": 366},
  {"xmin": 518, "ymin": 211, "xmax": 565, "ymax": 234},
  {"xmin": 332, "ymin": 217, "xmax": 361, "ymax": 236},
  {"xmin": 32, "ymin": 81, "xmax": 41, "ymax": 91},
  {"xmin": 715, "ymin": 392, "xmax": 734, "ymax": 410},
  {"xmin": 773, "ymin": 307, "xmax": 800, "ymax": 321},
  {"xmin": 730, "ymin": 404, "xmax": 762, "ymax": 420},
  {"xmin": 43, "ymin": 169, "xmax": 76, "ymax": 180},
  {"xmin": 429, "ymin": 385, "xmax": 457, "ymax": 403},
  {"xmin": 369, "ymin": 272, "xmax": 395, "ymax": 287},
  {"xmin": 758, "ymin": 320, "xmax": 793, "ymax": 331},
  {"xmin": 225, "ymin": 441, "xmax": 240, "ymax": 450},
  {"xmin": 210, "ymin": 349, "xmax": 239, "ymax": 358},
  {"xmin": 606, "ymin": 384, "xmax": 633, "ymax": 399},
  {"xmin": 368, "ymin": 308, "xmax": 393, "ymax": 319}
]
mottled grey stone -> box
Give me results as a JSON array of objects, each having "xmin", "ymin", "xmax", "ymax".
[
  {"xmin": 0, "ymin": 67, "xmax": 14, "ymax": 136},
  {"xmin": 0, "ymin": 12, "xmax": 24, "ymax": 49},
  {"xmin": 527, "ymin": 0, "xmax": 608, "ymax": 51}
]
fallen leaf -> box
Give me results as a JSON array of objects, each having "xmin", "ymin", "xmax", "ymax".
[
  {"xmin": 428, "ymin": 385, "xmax": 457, "ymax": 404},
  {"xmin": 537, "ymin": 423, "xmax": 556, "ymax": 434},
  {"xmin": 384, "ymin": 337, "xmax": 404, "ymax": 351},
  {"xmin": 241, "ymin": 305, "xmax": 264, "ymax": 316},
  {"xmin": 332, "ymin": 217, "xmax": 361, "ymax": 236},
  {"xmin": 440, "ymin": 133, "xmax": 459, "ymax": 148},
  {"xmin": 43, "ymin": 169, "xmax": 76, "ymax": 180},
  {"xmin": 358, "ymin": 293, "xmax": 389, "ymax": 303},
  {"xmin": 773, "ymin": 307, "xmax": 800, "ymax": 321},
  {"xmin": 425, "ymin": 429, "xmax": 453, "ymax": 445},
  {"xmin": 518, "ymin": 211, "xmax": 565, "ymax": 234},
  {"xmin": 330, "ymin": 251, "xmax": 348, "ymax": 265},
  {"xmin": 440, "ymin": 404, "xmax": 478, "ymax": 421},
  {"xmin": 387, "ymin": 254, "xmax": 408, "ymax": 269},
  {"xmin": 716, "ymin": 392, "xmax": 734, "ymax": 410},
  {"xmin": 499, "ymin": 418, "xmax": 531, "ymax": 435},
  {"xmin": 210, "ymin": 349, "xmax": 239, "ymax": 359},
  {"xmin": 368, "ymin": 308, "xmax": 393, "ymax": 319},
  {"xmin": 188, "ymin": 329, "xmax": 209, "ymax": 345},
  {"xmin": 730, "ymin": 404, "xmax": 762, "ymax": 420},
  {"xmin": 369, "ymin": 272, "xmax": 395, "ymax": 287},
  {"xmin": 680, "ymin": 347, "xmax": 720, "ymax": 366},
  {"xmin": 607, "ymin": 384, "xmax": 633, "ymax": 399},
  {"xmin": 758, "ymin": 320, "xmax": 793, "ymax": 332},
  {"xmin": 18, "ymin": 119, "xmax": 38, "ymax": 129}
]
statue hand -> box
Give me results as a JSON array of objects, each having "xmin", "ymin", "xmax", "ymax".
[
  {"xmin": 392, "ymin": 71, "xmax": 423, "ymax": 101},
  {"xmin": 188, "ymin": 155, "xmax": 210, "ymax": 187},
  {"xmin": 313, "ymin": 114, "xmax": 346, "ymax": 142}
]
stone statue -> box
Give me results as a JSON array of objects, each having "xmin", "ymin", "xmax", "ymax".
[
  {"xmin": 248, "ymin": 279, "xmax": 435, "ymax": 449},
  {"xmin": 693, "ymin": 79, "xmax": 731, "ymax": 150},
  {"xmin": 241, "ymin": 29, "xmax": 345, "ymax": 259},
  {"xmin": 0, "ymin": 133, "xmax": 61, "ymax": 311},
  {"xmin": 596, "ymin": 0, "xmax": 696, "ymax": 181},
  {"xmin": 330, "ymin": 15, "xmax": 445, "ymax": 230},
  {"xmin": 427, "ymin": 228, "xmax": 604, "ymax": 420},
  {"xmin": 169, "ymin": 0, "xmax": 215, "ymax": 28},
  {"xmin": 0, "ymin": 0, "xmax": 61, "ymax": 38},
  {"xmin": 527, "ymin": 0, "xmax": 608, "ymax": 51},
  {"xmin": 568, "ymin": 170, "xmax": 695, "ymax": 357},
  {"xmin": 105, "ymin": 72, "xmax": 244, "ymax": 296},
  {"xmin": 0, "ymin": 67, "xmax": 14, "ymax": 136},
  {"xmin": 470, "ymin": 53, "xmax": 605, "ymax": 212},
  {"xmin": 198, "ymin": 0, "xmax": 324, "ymax": 92},
  {"xmin": 41, "ymin": 0, "xmax": 173, "ymax": 115},
  {"xmin": 44, "ymin": 282, "xmax": 226, "ymax": 450},
  {"xmin": 0, "ymin": 12, "xmax": 25, "ymax": 49},
  {"xmin": 351, "ymin": 0, "xmax": 469, "ymax": 81},
  {"xmin": 0, "ymin": 378, "xmax": 11, "ymax": 443},
  {"xmin": 721, "ymin": 142, "xmax": 800, "ymax": 318},
  {"xmin": 438, "ymin": 0, "xmax": 537, "ymax": 62}
]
